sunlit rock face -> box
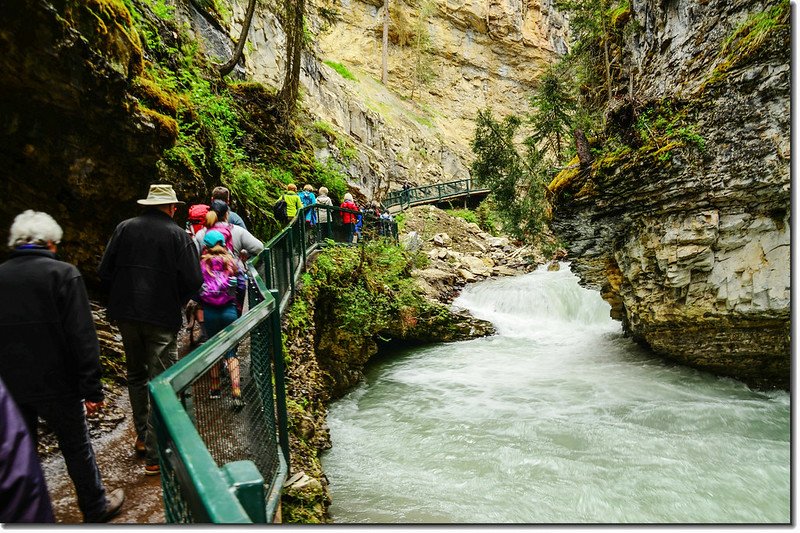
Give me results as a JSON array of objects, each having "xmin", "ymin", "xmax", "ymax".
[
  {"xmin": 550, "ymin": 0, "xmax": 790, "ymax": 389},
  {"xmin": 0, "ymin": 0, "xmax": 178, "ymax": 285},
  {"xmin": 205, "ymin": 0, "xmax": 566, "ymax": 197}
]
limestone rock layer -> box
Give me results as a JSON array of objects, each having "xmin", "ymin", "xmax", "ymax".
[{"xmin": 550, "ymin": 0, "xmax": 790, "ymax": 389}]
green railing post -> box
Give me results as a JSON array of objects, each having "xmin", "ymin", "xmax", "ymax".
[
  {"xmin": 262, "ymin": 248, "xmax": 273, "ymax": 291},
  {"xmin": 270, "ymin": 289, "xmax": 290, "ymax": 466},
  {"xmin": 300, "ymin": 211, "xmax": 307, "ymax": 267},
  {"xmin": 286, "ymin": 228, "xmax": 295, "ymax": 298},
  {"xmin": 222, "ymin": 461, "xmax": 267, "ymax": 523}
]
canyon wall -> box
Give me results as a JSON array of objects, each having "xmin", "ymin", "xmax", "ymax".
[
  {"xmin": 201, "ymin": 0, "xmax": 565, "ymax": 198},
  {"xmin": 549, "ymin": 0, "xmax": 790, "ymax": 389}
]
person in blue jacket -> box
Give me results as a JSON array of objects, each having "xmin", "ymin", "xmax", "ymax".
[
  {"xmin": 299, "ymin": 184, "xmax": 317, "ymax": 226},
  {"xmin": 0, "ymin": 375, "xmax": 54, "ymax": 523}
]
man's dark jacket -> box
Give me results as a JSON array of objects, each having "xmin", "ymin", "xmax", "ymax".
[
  {"xmin": 0, "ymin": 248, "xmax": 103, "ymax": 404},
  {"xmin": 98, "ymin": 209, "xmax": 202, "ymax": 331}
]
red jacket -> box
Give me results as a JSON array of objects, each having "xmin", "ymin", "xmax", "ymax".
[{"xmin": 340, "ymin": 201, "xmax": 358, "ymax": 224}]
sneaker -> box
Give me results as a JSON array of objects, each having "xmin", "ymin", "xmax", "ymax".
[
  {"xmin": 133, "ymin": 438, "xmax": 146, "ymax": 456},
  {"xmin": 86, "ymin": 488, "xmax": 125, "ymax": 523},
  {"xmin": 232, "ymin": 396, "xmax": 245, "ymax": 411},
  {"xmin": 209, "ymin": 388, "xmax": 221, "ymax": 399},
  {"xmin": 144, "ymin": 463, "xmax": 160, "ymax": 476}
]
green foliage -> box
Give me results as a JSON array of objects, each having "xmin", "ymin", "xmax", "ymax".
[
  {"xmin": 444, "ymin": 208, "xmax": 477, "ymax": 225},
  {"xmin": 409, "ymin": 0, "xmax": 437, "ymax": 99},
  {"xmin": 306, "ymin": 241, "xmax": 426, "ymax": 338},
  {"xmin": 528, "ymin": 67, "xmax": 577, "ymax": 161},
  {"xmin": 554, "ymin": 0, "xmax": 630, "ymax": 111},
  {"xmin": 634, "ymin": 101, "xmax": 706, "ymax": 153},
  {"xmin": 143, "ymin": 0, "xmax": 174, "ymax": 19},
  {"xmin": 335, "ymin": 137, "xmax": 357, "ymax": 162},
  {"xmin": 312, "ymin": 120, "xmax": 336, "ymax": 138},
  {"xmin": 471, "ymin": 109, "xmax": 550, "ymax": 241},
  {"xmin": 394, "ymin": 212, "xmax": 406, "ymax": 232},
  {"xmin": 318, "ymin": 5, "xmax": 340, "ymax": 28},
  {"xmin": 311, "ymin": 160, "xmax": 349, "ymax": 202},
  {"xmin": 323, "ymin": 60, "xmax": 357, "ymax": 80},
  {"xmin": 475, "ymin": 199, "xmax": 500, "ymax": 235},
  {"xmin": 705, "ymin": 2, "xmax": 789, "ymax": 88}
]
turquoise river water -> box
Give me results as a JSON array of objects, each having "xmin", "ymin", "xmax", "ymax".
[{"xmin": 321, "ymin": 265, "xmax": 790, "ymax": 524}]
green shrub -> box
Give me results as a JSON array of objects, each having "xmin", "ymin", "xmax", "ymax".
[
  {"xmin": 323, "ymin": 60, "xmax": 357, "ymax": 81},
  {"xmin": 444, "ymin": 208, "xmax": 478, "ymax": 225}
]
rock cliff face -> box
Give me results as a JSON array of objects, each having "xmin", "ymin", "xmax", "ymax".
[
  {"xmin": 196, "ymin": 0, "xmax": 565, "ymax": 198},
  {"xmin": 550, "ymin": 0, "xmax": 790, "ymax": 389},
  {"xmin": 0, "ymin": 0, "xmax": 178, "ymax": 281}
]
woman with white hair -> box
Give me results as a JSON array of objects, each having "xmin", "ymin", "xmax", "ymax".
[
  {"xmin": 0, "ymin": 210, "xmax": 125, "ymax": 522},
  {"xmin": 315, "ymin": 186, "xmax": 334, "ymax": 239}
]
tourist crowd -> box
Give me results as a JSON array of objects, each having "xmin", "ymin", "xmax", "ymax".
[{"xmin": 0, "ymin": 181, "xmax": 396, "ymax": 523}]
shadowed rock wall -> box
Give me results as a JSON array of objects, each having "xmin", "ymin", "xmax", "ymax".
[{"xmin": 0, "ymin": 1, "xmax": 181, "ymax": 285}]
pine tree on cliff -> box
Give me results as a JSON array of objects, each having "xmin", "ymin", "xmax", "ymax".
[{"xmin": 528, "ymin": 70, "xmax": 576, "ymax": 162}]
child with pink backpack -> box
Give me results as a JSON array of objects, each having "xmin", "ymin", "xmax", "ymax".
[{"xmin": 198, "ymin": 229, "xmax": 245, "ymax": 409}]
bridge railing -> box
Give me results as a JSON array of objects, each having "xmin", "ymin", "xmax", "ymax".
[
  {"xmin": 382, "ymin": 178, "xmax": 487, "ymax": 210},
  {"xmin": 149, "ymin": 203, "xmax": 397, "ymax": 523}
]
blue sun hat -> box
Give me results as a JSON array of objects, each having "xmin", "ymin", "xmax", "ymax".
[{"xmin": 203, "ymin": 229, "xmax": 226, "ymax": 248}]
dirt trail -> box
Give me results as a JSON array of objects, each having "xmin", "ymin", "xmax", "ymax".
[
  {"xmin": 41, "ymin": 390, "xmax": 166, "ymax": 524},
  {"xmin": 39, "ymin": 319, "xmax": 204, "ymax": 523}
]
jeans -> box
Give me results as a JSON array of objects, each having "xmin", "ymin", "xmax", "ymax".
[
  {"xmin": 204, "ymin": 304, "xmax": 241, "ymax": 396},
  {"xmin": 17, "ymin": 399, "xmax": 106, "ymax": 521},
  {"xmin": 117, "ymin": 320, "xmax": 178, "ymax": 466},
  {"xmin": 203, "ymin": 304, "xmax": 238, "ymax": 357}
]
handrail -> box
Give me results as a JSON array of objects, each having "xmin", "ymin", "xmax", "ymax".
[{"xmin": 382, "ymin": 178, "xmax": 490, "ymax": 210}]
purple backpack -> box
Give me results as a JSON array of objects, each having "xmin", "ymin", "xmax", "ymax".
[{"xmin": 199, "ymin": 255, "xmax": 237, "ymax": 307}]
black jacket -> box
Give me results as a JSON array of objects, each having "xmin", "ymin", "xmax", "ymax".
[
  {"xmin": 0, "ymin": 248, "xmax": 103, "ymax": 404},
  {"xmin": 98, "ymin": 209, "xmax": 202, "ymax": 331}
]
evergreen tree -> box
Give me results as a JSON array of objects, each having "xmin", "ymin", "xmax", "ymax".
[
  {"xmin": 528, "ymin": 70, "xmax": 576, "ymax": 161},
  {"xmin": 381, "ymin": 0, "xmax": 390, "ymax": 84},
  {"xmin": 471, "ymin": 110, "xmax": 550, "ymax": 240}
]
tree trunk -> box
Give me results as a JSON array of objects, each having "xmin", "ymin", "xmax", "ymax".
[
  {"xmin": 278, "ymin": 0, "xmax": 305, "ymax": 117},
  {"xmin": 601, "ymin": 16, "xmax": 612, "ymax": 101},
  {"xmin": 216, "ymin": 0, "xmax": 257, "ymax": 76},
  {"xmin": 574, "ymin": 129, "xmax": 593, "ymax": 169},
  {"xmin": 411, "ymin": 16, "xmax": 422, "ymax": 100},
  {"xmin": 381, "ymin": 0, "xmax": 389, "ymax": 85}
]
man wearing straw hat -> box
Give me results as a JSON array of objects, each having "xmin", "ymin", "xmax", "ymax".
[{"xmin": 98, "ymin": 184, "xmax": 202, "ymax": 476}]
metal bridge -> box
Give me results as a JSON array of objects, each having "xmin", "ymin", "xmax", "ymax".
[
  {"xmin": 382, "ymin": 178, "xmax": 490, "ymax": 213},
  {"xmin": 149, "ymin": 204, "xmax": 396, "ymax": 523}
]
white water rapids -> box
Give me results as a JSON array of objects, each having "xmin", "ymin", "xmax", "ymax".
[{"xmin": 321, "ymin": 265, "xmax": 790, "ymax": 524}]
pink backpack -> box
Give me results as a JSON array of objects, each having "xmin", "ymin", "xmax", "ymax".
[{"xmin": 199, "ymin": 255, "xmax": 237, "ymax": 307}]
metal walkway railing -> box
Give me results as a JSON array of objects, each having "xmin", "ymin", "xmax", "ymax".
[
  {"xmin": 149, "ymin": 203, "xmax": 397, "ymax": 523},
  {"xmin": 382, "ymin": 178, "xmax": 490, "ymax": 212}
]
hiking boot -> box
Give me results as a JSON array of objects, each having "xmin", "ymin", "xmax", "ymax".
[
  {"xmin": 232, "ymin": 396, "xmax": 245, "ymax": 411},
  {"xmin": 86, "ymin": 488, "xmax": 125, "ymax": 523},
  {"xmin": 144, "ymin": 463, "xmax": 160, "ymax": 476},
  {"xmin": 209, "ymin": 388, "xmax": 221, "ymax": 399},
  {"xmin": 133, "ymin": 438, "xmax": 146, "ymax": 456}
]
